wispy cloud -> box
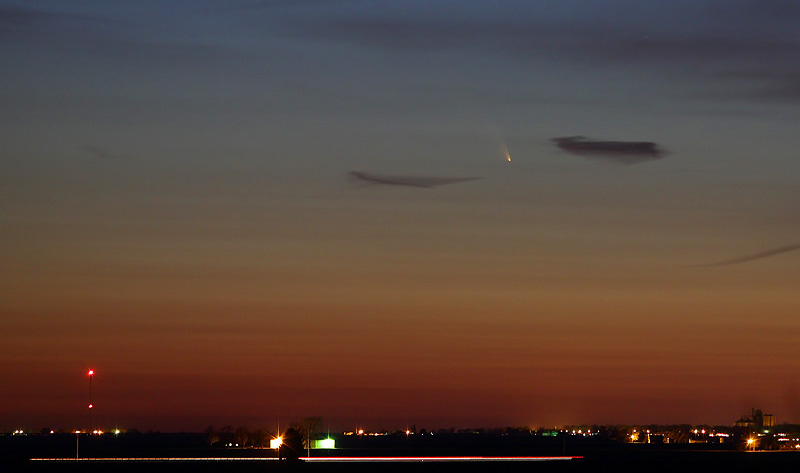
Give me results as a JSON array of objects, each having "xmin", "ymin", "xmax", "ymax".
[
  {"xmin": 349, "ymin": 171, "xmax": 481, "ymax": 188},
  {"xmin": 695, "ymin": 244, "xmax": 800, "ymax": 267}
]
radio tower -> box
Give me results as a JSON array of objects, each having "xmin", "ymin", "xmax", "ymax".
[{"xmin": 87, "ymin": 369, "xmax": 95, "ymax": 431}]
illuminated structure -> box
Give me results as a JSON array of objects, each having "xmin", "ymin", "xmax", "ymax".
[
  {"xmin": 735, "ymin": 408, "xmax": 775, "ymax": 433},
  {"xmin": 314, "ymin": 438, "xmax": 335, "ymax": 449}
]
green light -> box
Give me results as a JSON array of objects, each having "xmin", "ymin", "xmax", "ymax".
[{"xmin": 317, "ymin": 438, "xmax": 335, "ymax": 449}]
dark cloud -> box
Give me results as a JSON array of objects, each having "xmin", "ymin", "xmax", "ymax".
[
  {"xmin": 730, "ymin": 72, "xmax": 800, "ymax": 103},
  {"xmin": 195, "ymin": 0, "xmax": 351, "ymax": 14},
  {"xmin": 1, "ymin": 5, "xmax": 241, "ymax": 75},
  {"xmin": 0, "ymin": 5, "xmax": 93, "ymax": 24},
  {"xmin": 276, "ymin": 9, "xmax": 800, "ymax": 106},
  {"xmin": 740, "ymin": 0, "xmax": 800, "ymax": 20},
  {"xmin": 0, "ymin": 5, "xmax": 133, "ymax": 32},
  {"xmin": 0, "ymin": 5, "xmax": 107, "ymax": 42},
  {"xmin": 694, "ymin": 244, "xmax": 800, "ymax": 267},
  {"xmin": 349, "ymin": 171, "xmax": 481, "ymax": 188},
  {"xmin": 0, "ymin": 6, "xmax": 41, "ymax": 25},
  {"xmin": 552, "ymin": 137, "xmax": 664, "ymax": 164}
]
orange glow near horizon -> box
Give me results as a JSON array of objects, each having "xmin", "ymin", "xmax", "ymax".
[{"xmin": 3, "ymin": 0, "xmax": 800, "ymax": 434}]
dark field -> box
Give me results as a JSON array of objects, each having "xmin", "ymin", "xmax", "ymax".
[{"xmin": 4, "ymin": 434, "xmax": 799, "ymax": 473}]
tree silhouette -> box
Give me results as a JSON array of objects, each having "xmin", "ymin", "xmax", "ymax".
[
  {"xmin": 251, "ymin": 428, "xmax": 269, "ymax": 448},
  {"xmin": 294, "ymin": 416, "xmax": 323, "ymax": 449},
  {"xmin": 234, "ymin": 426, "xmax": 250, "ymax": 447},
  {"xmin": 279, "ymin": 427, "xmax": 303, "ymax": 462},
  {"xmin": 204, "ymin": 425, "xmax": 219, "ymax": 447}
]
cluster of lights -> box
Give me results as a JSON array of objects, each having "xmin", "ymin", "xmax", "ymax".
[
  {"xmin": 570, "ymin": 429, "xmax": 593, "ymax": 436},
  {"xmin": 13, "ymin": 430, "xmax": 25, "ymax": 435},
  {"xmin": 343, "ymin": 429, "xmax": 392, "ymax": 436},
  {"xmin": 558, "ymin": 429, "xmax": 595, "ymax": 436},
  {"xmin": 68, "ymin": 429, "xmax": 122, "ymax": 435}
]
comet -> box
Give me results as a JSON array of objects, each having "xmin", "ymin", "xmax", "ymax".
[{"xmin": 501, "ymin": 143, "xmax": 512, "ymax": 162}]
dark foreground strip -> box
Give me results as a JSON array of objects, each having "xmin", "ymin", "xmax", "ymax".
[{"xmin": 32, "ymin": 456, "xmax": 581, "ymax": 462}]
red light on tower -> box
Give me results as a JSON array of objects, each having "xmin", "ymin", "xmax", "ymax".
[{"xmin": 86, "ymin": 368, "xmax": 95, "ymax": 429}]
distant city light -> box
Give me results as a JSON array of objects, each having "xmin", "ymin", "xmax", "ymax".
[{"xmin": 269, "ymin": 437, "xmax": 282, "ymax": 449}]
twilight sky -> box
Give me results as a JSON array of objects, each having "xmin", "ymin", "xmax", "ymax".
[{"xmin": 2, "ymin": 0, "xmax": 799, "ymax": 432}]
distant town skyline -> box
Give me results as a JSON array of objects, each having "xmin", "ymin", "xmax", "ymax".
[{"xmin": 2, "ymin": 0, "xmax": 799, "ymax": 432}]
